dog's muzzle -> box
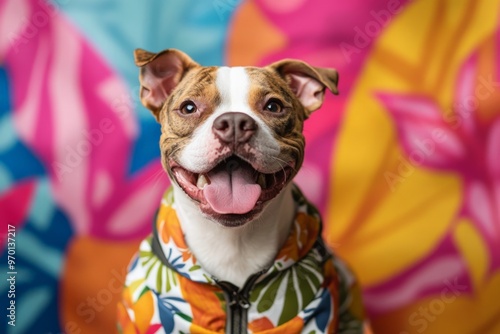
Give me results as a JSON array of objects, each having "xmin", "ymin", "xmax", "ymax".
[{"xmin": 169, "ymin": 112, "xmax": 295, "ymax": 224}]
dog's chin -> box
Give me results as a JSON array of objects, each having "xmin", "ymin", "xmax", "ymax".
[
  {"xmin": 202, "ymin": 209, "xmax": 262, "ymax": 228},
  {"xmin": 169, "ymin": 156, "xmax": 295, "ymax": 227}
]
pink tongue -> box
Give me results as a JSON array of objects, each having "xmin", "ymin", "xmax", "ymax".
[{"xmin": 204, "ymin": 161, "xmax": 262, "ymax": 214}]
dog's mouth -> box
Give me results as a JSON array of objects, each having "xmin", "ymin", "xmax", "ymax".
[{"xmin": 170, "ymin": 156, "xmax": 294, "ymax": 226}]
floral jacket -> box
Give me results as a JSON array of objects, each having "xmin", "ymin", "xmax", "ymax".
[{"xmin": 118, "ymin": 186, "xmax": 366, "ymax": 334}]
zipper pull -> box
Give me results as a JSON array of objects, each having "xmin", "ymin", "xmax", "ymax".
[
  {"xmin": 214, "ymin": 271, "xmax": 267, "ymax": 334},
  {"xmin": 227, "ymin": 291, "xmax": 250, "ymax": 309}
]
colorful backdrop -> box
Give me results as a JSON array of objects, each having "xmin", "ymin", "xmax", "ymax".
[{"xmin": 1, "ymin": 0, "xmax": 499, "ymax": 333}]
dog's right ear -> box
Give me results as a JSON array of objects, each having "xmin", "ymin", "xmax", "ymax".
[
  {"xmin": 267, "ymin": 59, "xmax": 338, "ymax": 118},
  {"xmin": 134, "ymin": 48, "xmax": 199, "ymax": 121}
]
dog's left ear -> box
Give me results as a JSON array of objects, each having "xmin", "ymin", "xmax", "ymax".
[
  {"xmin": 134, "ymin": 48, "xmax": 199, "ymax": 121},
  {"xmin": 268, "ymin": 59, "xmax": 338, "ymax": 117}
]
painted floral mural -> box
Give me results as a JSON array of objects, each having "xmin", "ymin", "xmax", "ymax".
[{"xmin": 0, "ymin": 0, "xmax": 499, "ymax": 333}]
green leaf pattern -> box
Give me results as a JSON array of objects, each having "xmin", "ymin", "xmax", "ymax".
[
  {"xmin": 250, "ymin": 247, "xmax": 326, "ymax": 326},
  {"xmin": 139, "ymin": 238, "xmax": 178, "ymax": 294}
]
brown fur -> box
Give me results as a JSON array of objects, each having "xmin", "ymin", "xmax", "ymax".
[{"xmin": 133, "ymin": 48, "xmax": 338, "ymax": 181}]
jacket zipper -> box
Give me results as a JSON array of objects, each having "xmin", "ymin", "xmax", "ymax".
[
  {"xmin": 215, "ymin": 272, "xmax": 264, "ymax": 334},
  {"xmin": 153, "ymin": 224, "xmax": 267, "ymax": 333}
]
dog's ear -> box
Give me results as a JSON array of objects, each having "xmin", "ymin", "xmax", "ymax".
[
  {"xmin": 268, "ymin": 59, "xmax": 338, "ymax": 118},
  {"xmin": 134, "ymin": 48, "xmax": 199, "ymax": 121}
]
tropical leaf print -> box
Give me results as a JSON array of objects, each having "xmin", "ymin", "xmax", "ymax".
[
  {"xmin": 250, "ymin": 250, "xmax": 325, "ymax": 326},
  {"xmin": 156, "ymin": 292, "xmax": 195, "ymax": 333},
  {"xmin": 139, "ymin": 238, "xmax": 178, "ymax": 293},
  {"xmin": 122, "ymin": 186, "xmax": 365, "ymax": 333}
]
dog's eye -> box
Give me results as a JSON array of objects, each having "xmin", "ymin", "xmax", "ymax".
[
  {"xmin": 264, "ymin": 99, "xmax": 283, "ymax": 113},
  {"xmin": 180, "ymin": 101, "xmax": 197, "ymax": 114}
]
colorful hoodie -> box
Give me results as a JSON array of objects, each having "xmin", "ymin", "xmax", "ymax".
[{"xmin": 118, "ymin": 186, "xmax": 366, "ymax": 333}]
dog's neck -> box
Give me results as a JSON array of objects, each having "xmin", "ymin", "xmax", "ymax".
[{"xmin": 172, "ymin": 184, "xmax": 296, "ymax": 287}]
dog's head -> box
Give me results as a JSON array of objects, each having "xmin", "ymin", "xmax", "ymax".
[{"xmin": 134, "ymin": 48, "xmax": 338, "ymax": 226}]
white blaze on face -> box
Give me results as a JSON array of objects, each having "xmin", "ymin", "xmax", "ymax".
[
  {"xmin": 216, "ymin": 67, "xmax": 252, "ymax": 114},
  {"xmin": 177, "ymin": 67, "xmax": 280, "ymax": 173}
]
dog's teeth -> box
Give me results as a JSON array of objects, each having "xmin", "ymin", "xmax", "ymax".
[
  {"xmin": 197, "ymin": 174, "xmax": 208, "ymax": 189},
  {"xmin": 257, "ymin": 174, "xmax": 266, "ymax": 189}
]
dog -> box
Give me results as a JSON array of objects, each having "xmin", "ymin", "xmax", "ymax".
[{"xmin": 118, "ymin": 48, "xmax": 367, "ymax": 334}]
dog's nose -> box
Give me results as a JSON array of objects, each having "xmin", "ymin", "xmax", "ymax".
[{"xmin": 213, "ymin": 112, "xmax": 257, "ymax": 143}]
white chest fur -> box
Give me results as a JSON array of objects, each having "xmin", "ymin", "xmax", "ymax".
[{"xmin": 172, "ymin": 184, "xmax": 296, "ymax": 287}]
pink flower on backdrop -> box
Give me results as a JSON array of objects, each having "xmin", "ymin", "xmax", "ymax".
[
  {"xmin": 0, "ymin": 0, "xmax": 167, "ymax": 240},
  {"xmin": 377, "ymin": 52, "xmax": 500, "ymax": 275},
  {"xmin": 359, "ymin": 49, "xmax": 500, "ymax": 316}
]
